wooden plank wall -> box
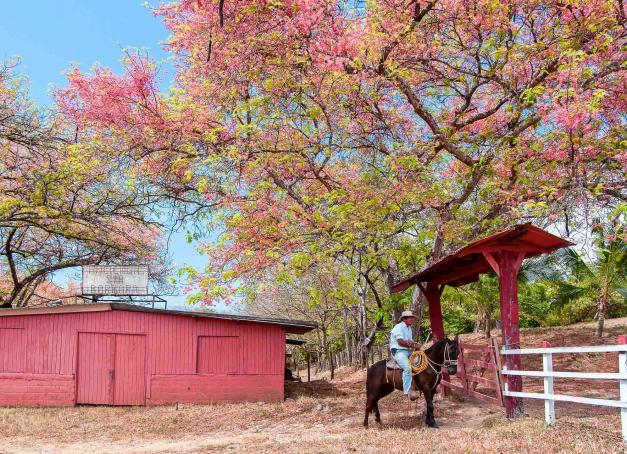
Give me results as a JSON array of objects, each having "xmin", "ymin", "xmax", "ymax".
[
  {"xmin": 0, "ymin": 373, "xmax": 74, "ymax": 406},
  {"xmin": 0, "ymin": 311, "xmax": 286, "ymax": 406}
]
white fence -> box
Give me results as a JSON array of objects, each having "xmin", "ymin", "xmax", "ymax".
[{"xmin": 501, "ymin": 337, "xmax": 627, "ymax": 443}]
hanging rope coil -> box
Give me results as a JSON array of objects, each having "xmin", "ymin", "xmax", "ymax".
[{"xmin": 409, "ymin": 349, "xmax": 429, "ymax": 375}]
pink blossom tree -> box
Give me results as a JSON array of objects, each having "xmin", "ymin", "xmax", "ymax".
[
  {"xmin": 56, "ymin": 1, "xmax": 625, "ymax": 346},
  {"xmin": 0, "ymin": 61, "xmax": 164, "ymax": 307}
]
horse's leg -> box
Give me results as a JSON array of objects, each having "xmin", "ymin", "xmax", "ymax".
[
  {"xmin": 390, "ymin": 369, "xmax": 403, "ymax": 392},
  {"xmin": 364, "ymin": 394, "xmax": 375, "ymax": 427},
  {"xmin": 364, "ymin": 363, "xmax": 380, "ymax": 428},
  {"xmin": 422, "ymin": 387, "xmax": 438, "ymax": 428},
  {"xmin": 364, "ymin": 367, "xmax": 399, "ymax": 427},
  {"xmin": 373, "ymin": 400, "xmax": 381, "ymax": 423},
  {"xmin": 373, "ymin": 379, "xmax": 395, "ymax": 424}
]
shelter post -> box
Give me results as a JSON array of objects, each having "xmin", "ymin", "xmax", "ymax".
[
  {"xmin": 424, "ymin": 282, "xmax": 448, "ymax": 396},
  {"xmin": 424, "ymin": 283, "xmax": 445, "ymax": 341},
  {"xmin": 492, "ymin": 250, "xmax": 525, "ymax": 417}
]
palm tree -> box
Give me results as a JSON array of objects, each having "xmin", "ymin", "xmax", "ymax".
[{"xmin": 550, "ymin": 226, "xmax": 626, "ymax": 338}]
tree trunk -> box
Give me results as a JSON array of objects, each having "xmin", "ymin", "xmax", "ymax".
[
  {"xmin": 475, "ymin": 310, "xmax": 482, "ymax": 334},
  {"xmin": 410, "ymin": 285, "xmax": 425, "ymax": 340},
  {"xmin": 596, "ymin": 294, "xmax": 608, "ymax": 338},
  {"xmin": 362, "ymin": 272, "xmax": 387, "ymax": 366},
  {"xmin": 342, "ymin": 304, "xmax": 353, "ymax": 366},
  {"xmin": 315, "ymin": 329, "xmax": 323, "ymax": 373},
  {"xmin": 386, "ymin": 261, "xmax": 403, "ymax": 321},
  {"xmin": 357, "ymin": 284, "xmax": 369, "ymax": 368},
  {"xmin": 16, "ymin": 277, "xmax": 44, "ymax": 307},
  {"xmin": 348, "ymin": 306, "xmax": 361, "ymax": 369},
  {"xmin": 321, "ymin": 327, "xmax": 334, "ymax": 380}
]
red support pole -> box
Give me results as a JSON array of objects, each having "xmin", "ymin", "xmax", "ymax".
[
  {"xmin": 424, "ymin": 282, "xmax": 447, "ymax": 395},
  {"xmin": 425, "ymin": 282, "xmax": 445, "ymax": 341},
  {"xmin": 496, "ymin": 250, "xmax": 525, "ymax": 418}
]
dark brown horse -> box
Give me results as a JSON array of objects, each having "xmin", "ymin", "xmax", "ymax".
[{"xmin": 364, "ymin": 337, "xmax": 460, "ymax": 428}]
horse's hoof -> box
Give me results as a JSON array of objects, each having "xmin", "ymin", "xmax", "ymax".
[{"xmin": 427, "ymin": 422, "xmax": 439, "ymax": 429}]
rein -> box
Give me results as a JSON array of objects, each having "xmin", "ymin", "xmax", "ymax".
[
  {"xmin": 420, "ymin": 342, "xmax": 458, "ymax": 391},
  {"xmin": 425, "ymin": 342, "xmax": 458, "ymax": 371}
]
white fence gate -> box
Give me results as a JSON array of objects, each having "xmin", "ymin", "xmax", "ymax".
[{"xmin": 500, "ymin": 336, "xmax": 627, "ymax": 443}]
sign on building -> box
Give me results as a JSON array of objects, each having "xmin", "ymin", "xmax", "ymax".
[{"xmin": 82, "ymin": 266, "xmax": 149, "ymax": 296}]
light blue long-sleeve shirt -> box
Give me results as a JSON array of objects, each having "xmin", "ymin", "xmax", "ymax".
[{"xmin": 389, "ymin": 321, "xmax": 413, "ymax": 350}]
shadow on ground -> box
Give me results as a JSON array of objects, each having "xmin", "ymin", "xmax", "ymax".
[{"xmin": 285, "ymin": 379, "xmax": 349, "ymax": 399}]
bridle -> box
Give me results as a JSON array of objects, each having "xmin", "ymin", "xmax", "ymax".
[
  {"xmin": 423, "ymin": 342, "xmax": 459, "ymax": 389},
  {"xmin": 392, "ymin": 341, "xmax": 459, "ymax": 393}
]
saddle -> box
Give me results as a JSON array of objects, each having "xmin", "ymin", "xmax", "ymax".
[{"xmin": 386, "ymin": 357, "xmax": 402, "ymax": 370}]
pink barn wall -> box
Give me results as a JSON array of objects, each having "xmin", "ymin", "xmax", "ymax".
[{"xmin": 0, "ymin": 310, "xmax": 286, "ymax": 406}]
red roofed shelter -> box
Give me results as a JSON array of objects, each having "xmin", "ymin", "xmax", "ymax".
[{"xmin": 391, "ymin": 224, "xmax": 572, "ymax": 417}]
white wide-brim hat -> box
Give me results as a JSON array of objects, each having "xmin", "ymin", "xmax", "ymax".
[{"xmin": 401, "ymin": 310, "xmax": 416, "ymax": 319}]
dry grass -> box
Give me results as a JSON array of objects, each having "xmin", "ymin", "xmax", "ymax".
[{"xmin": 0, "ymin": 318, "xmax": 626, "ymax": 453}]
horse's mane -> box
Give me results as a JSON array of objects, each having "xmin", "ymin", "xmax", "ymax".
[{"xmin": 424, "ymin": 338, "xmax": 449, "ymax": 354}]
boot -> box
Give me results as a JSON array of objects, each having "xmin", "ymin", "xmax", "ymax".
[{"xmin": 408, "ymin": 390, "xmax": 420, "ymax": 401}]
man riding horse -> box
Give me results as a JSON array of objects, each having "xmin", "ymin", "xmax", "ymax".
[
  {"xmin": 389, "ymin": 310, "xmax": 421, "ymax": 401},
  {"xmin": 364, "ymin": 311, "xmax": 460, "ymax": 428}
]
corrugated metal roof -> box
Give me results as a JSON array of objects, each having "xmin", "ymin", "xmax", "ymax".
[
  {"xmin": 391, "ymin": 223, "xmax": 573, "ymax": 293},
  {"xmin": 0, "ymin": 303, "xmax": 317, "ymax": 335},
  {"xmin": 286, "ymin": 338, "xmax": 307, "ymax": 346}
]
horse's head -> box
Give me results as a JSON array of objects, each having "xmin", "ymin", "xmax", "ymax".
[{"xmin": 444, "ymin": 335, "xmax": 460, "ymax": 375}]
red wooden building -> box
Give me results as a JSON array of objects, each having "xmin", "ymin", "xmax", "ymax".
[{"xmin": 0, "ymin": 303, "xmax": 315, "ymax": 407}]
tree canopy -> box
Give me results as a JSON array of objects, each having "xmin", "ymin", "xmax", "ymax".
[
  {"xmin": 0, "ymin": 61, "xmax": 163, "ymax": 306},
  {"xmin": 2, "ymin": 0, "xmax": 625, "ymax": 361}
]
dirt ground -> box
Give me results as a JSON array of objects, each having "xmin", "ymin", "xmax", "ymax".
[{"xmin": 0, "ymin": 318, "xmax": 625, "ymax": 454}]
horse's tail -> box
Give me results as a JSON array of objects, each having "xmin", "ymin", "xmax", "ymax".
[{"xmin": 365, "ymin": 361, "xmax": 373, "ymax": 389}]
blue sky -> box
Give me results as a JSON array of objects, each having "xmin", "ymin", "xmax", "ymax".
[
  {"xmin": 1, "ymin": 1, "xmax": 211, "ymax": 310},
  {"xmin": 1, "ymin": 1, "xmax": 169, "ymax": 103}
]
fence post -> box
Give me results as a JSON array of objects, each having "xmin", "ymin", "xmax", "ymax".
[
  {"xmin": 456, "ymin": 342, "xmax": 467, "ymax": 394},
  {"xmin": 490, "ymin": 337, "xmax": 505, "ymax": 406},
  {"xmin": 618, "ymin": 336, "xmax": 627, "ymax": 444},
  {"xmin": 542, "ymin": 341, "xmax": 555, "ymax": 426}
]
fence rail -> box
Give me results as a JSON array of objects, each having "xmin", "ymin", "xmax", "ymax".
[
  {"xmin": 500, "ymin": 336, "xmax": 627, "ymax": 443},
  {"xmin": 502, "ymin": 370, "xmax": 626, "ymax": 379},
  {"xmin": 502, "ymin": 345, "xmax": 627, "ymax": 355}
]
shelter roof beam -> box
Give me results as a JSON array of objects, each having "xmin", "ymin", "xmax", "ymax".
[{"xmin": 430, "ymin": 260, "xmax": 490, "ymax": 286}]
